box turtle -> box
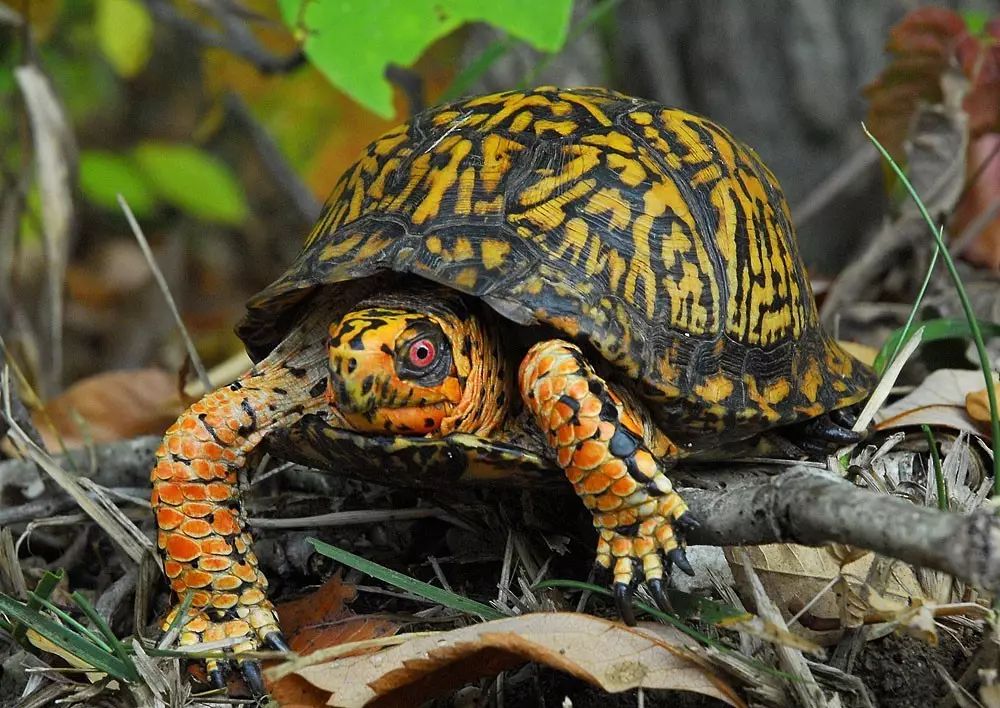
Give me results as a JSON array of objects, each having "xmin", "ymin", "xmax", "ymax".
[{"xmin": 150, "ymin": 86, "xmax": 875, "ymax": 690}]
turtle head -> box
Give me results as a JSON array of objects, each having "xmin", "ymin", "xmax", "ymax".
[{"xmin": 326, "ymin": 294, "xmax": 507, "ymax": 437}]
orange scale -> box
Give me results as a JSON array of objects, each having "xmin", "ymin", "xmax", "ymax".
[
  {"xmin": 180, "ymin": 439, "xmax": 198, "ymax": 459},
  {"xmin": 536, "ymin": 380, "xmax": 552, "ymax": 402},
  {"xmin": 206, "ymin": 482, "xmax": 231, "ymax": 501},
  {"xmin": 165, "ymin": 534, "xmax": 202, "ymax": 562},
  {"xmin": 556, "ymin": 446, "xmax": 574, "ymax": 468},
  {"xmin": 580, "ymin": 471, "xmax": 611, "ymax": 495},
  {"xmin": 548, "ymin": 376, "xmax": 567, "ymax": 394},
  {"xmin": 556, "ymin": 423, "xmax": 576, "ymax": 447},
  {"xmin": 572, "ymin": 440, "xmax": 607, "ymax": 470},
  {"xmin": 214, "ymin": 427, "xmax": 237, "ymax": 445},
  {"xmin": 179, "ymin": 518, "xmax": 213, "ymax": 538},
  {"xmin": 655, "ymin": 525, "xmax": 676, "ymax": 546},
  {"xmin": 190, "ymin": 459, "xmax": 211, "ymax": 479},
  {"xmin": 567, "ymin": 378, "xmax": 589, "ymax": 398},
  {"xmin": 198, "ymin": 555, "xmax": 233, "ymax": 572},
  {"xmin": 211, "ymin": 593, "xmax": 239, "ymax": 610},
  {"xmin": 163, "ymin": 561, "xmax": 183, "ymax": 578},
  {"xmin": 203, "ymin": 442, "xmax": 224, "ymax": 460},
  {"xmin": 595, "ymin": 493, "xmax": 623, "ymax": 511},
  {"xmin": 556, "ymin": 358, "xmax": 580, "ymax": 375},
  {"xmin": 596, "ymin": 420, "xmax": 616, "ymax": 441},
  {"xmin": 233, "ymin": 563, "xmax": 257, "ymax": 582},
  {"xmin": 169, "ymin": 578, "xmax": 187, "ymax": 593},
  {"xmin": 211, "ymin": 509, "xmax": 239, "ymax": 535},
  {"xmin": 182, "ymin": 569, "xmax": 214, "ymax": 588},
  {"xmin": 601, "ymin": 459, "xmax": 627, "ymax": 479},
  {"xmin": 167, "ymin": 437, "xmax": 183, "ymax": 455},
  {"xmin": 564, "ymin": 465, "xmax": 586, "ymax": 484},
  {"xmin": 200, "ymin": 537, "xmax": 233, "ymax": 555},
  {"xmin": 190, "ymin": 402, "xmax": 206, "ymax": 414},
  {"xmin": 213, "ymin": 574, "xmax": 242, "ymax": 591},
  {"xmin": 155, "ymin": 484, "xmax": 184, "ymax": 506},
  {"xmin": 611, "ymin": 476, "xmax": 638, "ymax": 497},
  {"xmin": 156, "ymin": 508, "xmax": 185, "ymax": 530},
  {"xmin": 573, "ymin": 418, "xmax": 599, "ymax": 440},
  {"xmin": 580, "ymin": 493, "xmax": 597, "ymax": 509},
  {"xmin": 234, "ymin": 536, "xmax": 249, "ymax": 554},
  {"xmin": 579, "ymin": 397, "xmax": 602, "ymax": 418},
  {"xmin": 152, "ymin": 461, "xmax": 175, "ymax": 482},
  {"xmin": 536, "ymin": 355, "xmax": 555, "ymax": 376},
  {"xmin": 181, "ymin": 483, "xmax": 208, "ymax": 500},
  {"xmin": 181, "ymin": 418, "xmax": 198, "ymax": 432},
  {"xmin": 180, "ymin": 501, "xmax": 214, "ymax": 518},
  {"xmin": 610, "ymin": 537, "xmax": 633, "ymax": 556},
  {"xmin": 614, "ymin": 508, "xmax": 638, "ymax": 525},
  {"xmin": 239, "ymin": 588, "xmax": 266, "ymax": 606},
  {"xmin": 632, "ymin": 537, "xmax": 655, "ymax": 556},
  {"xmin": 221, "ymin": 449, "xmax": 238, "ymax": 463}
]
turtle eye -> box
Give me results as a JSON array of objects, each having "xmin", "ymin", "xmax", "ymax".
[{"xmin": 407, "ymin": 338, "xmax": 437, "ymax": 368}]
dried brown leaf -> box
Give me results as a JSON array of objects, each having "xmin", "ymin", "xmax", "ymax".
[
  {"xmin": 294, "ymin": 613, "xmax": 743, "ymax": 708},
  {"xmin": 876, "ymin": 368, "xmax": 998, "ymax": 435},
  {"xmin": 35, "ymin": 369, "xmax": 182, "ymax": 449}
]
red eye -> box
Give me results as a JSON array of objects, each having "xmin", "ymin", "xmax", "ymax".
[{"xmin": 408, "ymin": 338, "xmax": 436, "ymax": 368}]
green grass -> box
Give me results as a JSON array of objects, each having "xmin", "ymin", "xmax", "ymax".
[{"xmin": 863, "ymin": 124, "xmax": 1000, "ymax": 488}]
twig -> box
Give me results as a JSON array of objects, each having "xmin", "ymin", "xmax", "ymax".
[
  {"xmin": 224, "ymin": 93, "xmax": 320, "ymax": 222},
  {"xmin": 116, "ymin": 195, "xmax": 212, "ymax": 392}
]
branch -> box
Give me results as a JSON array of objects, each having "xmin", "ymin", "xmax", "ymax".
[
  {"xmin": 679, "ymin": 467, "xmax": 1000, "ymax": 590},
  {"xmin": 2, "ymin": 438, "xmax": 998, "ymax": 591}
]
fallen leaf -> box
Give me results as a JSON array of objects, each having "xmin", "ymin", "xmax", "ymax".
[
  {"xmin": 265, "ymin": 575, "xmax": 399, "ymax": 707},
  {"xmin": 36, "ymin": 369, "xmax": 181, "ymax": 449},
  {"xmin": 875, "ymin": 368, "xmax": 999, "ymax": 435},
  {"xmin": 967, "ymin": 380, "xmax": 1000, "ymax": 426},
  {"xmin": 292, "ymin": 613, "xmax": 743, "ymax": 708}
]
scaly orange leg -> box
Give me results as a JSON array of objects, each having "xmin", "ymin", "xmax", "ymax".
[
  {"xmin": 518, "ymin": 340, "xmax": 698, "ymax": 623},
  {"xmin": 151, "ymin": 364, "xmax": 326, "ymax": 690}
]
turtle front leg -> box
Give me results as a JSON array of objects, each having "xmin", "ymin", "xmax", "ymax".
[
  {"xmin": 518, "ymin": 340, "xmax": 698, "ymax": 624},
  {"xmin": 152, "ymin": 360, "xmax": 326, "ymax": 691}
]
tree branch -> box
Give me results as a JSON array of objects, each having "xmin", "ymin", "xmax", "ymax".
[{"xmin": 2, "ymin": 438, "xmax": 998, "ymax": 591}]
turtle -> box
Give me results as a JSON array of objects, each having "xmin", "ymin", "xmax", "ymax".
[{"xmin": 150, "ymin": 86, "xmax": 876, "ymax": 691}]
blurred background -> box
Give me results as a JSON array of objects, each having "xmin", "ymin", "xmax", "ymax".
[{"xmin": 0, "ymin": 0, "xmax": 996, "ymax": 407}]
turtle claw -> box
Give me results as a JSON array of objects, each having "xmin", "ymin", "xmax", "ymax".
[
  {"xmin": 613, "ymin": 582, "xmax": 637, "ymax": 626},
  {"xmin": 208, "ymin": 668, "xmax": 226, "ymax": 691},
  {"xmin": 646, "ymin": 577, "xmax": 673, "ymax": 614},
  {"xmin": 673, "ymin": 510, "xmax": 700, "ymax": 534},
  {"xmin": 241, "ymin": 660, "xmax": 266, "ymax": 696},
  {"xmin": 264, "ymin": 631, "xmax": 291, "ymax": 653},
  {"xmin": 667, "ymin": 547, "xmax": 694, "ymax": 576}
]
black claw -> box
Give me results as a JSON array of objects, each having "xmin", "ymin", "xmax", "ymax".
[
  {"xmin": 830, "ymin": 406, "xmax": 858, "ymax": 429},
  {"xmin": 673, "ymin": 511, "xmax": 700, "ymax": 535},
  {"xmin": 646, "ymin": 577, "xmax": 673, "ymax": 615},
  {"xmin": 667, "ymin": 547, "xmax": 694, "ymax": 576},
  {"xmin": 241, "ymin": 660, "xmax": 266, "ymax": 696},
  {"xmin": 613, "ymin": 582, "xmax": 637, "ymax": 626},
  {"xmin": 264, "ymin": 631, "xmax": 291, "ymax": 653},
  {"xmin": 208, "ymin": 668, "xmax": 226, "ymax": 691}
]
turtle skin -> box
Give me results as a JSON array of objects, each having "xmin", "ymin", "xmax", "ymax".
[{"xmin": 150, "ymin": 86, "xmax": 876, "ymax": 692}]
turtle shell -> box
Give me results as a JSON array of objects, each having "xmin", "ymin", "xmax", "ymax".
[{"xmin": 237, "ymin": 87, "xmax": 875, "ymax": 446}]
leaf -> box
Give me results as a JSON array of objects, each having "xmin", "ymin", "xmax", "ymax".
[
  {"xmin": 967, "ymin": 381, "xmax": 1000, "ymax": 426},
  {"xmin": 78, "ymin": 150, "xmax": 157, "ymax": 217},
  {"xmin": 293, "ymin": 613, "xmax": 744, "ymax": 707},
  {"xmin": 875, "ymin": 368, "xmax": 999, "ymax": 435},
  {"xmin": 278, "ymin": 0, "xmax": 574, "ymax": 117},
  {"xmin": 95, "ymin": 0, "xmax": 153, "ymax": 78},
  {"xmin": 266, "ymin": 575, "xmax": 399, "ymax": 707},
  {"xmin": 36, "ymin": 368, "xmax": 182, "ymax": 449},
  {"xmin": 873, "ymin": 318, "xmax": 1000, "ymax": 372},
  {"xmin": 132, "ymin": 142, "xmax": 248, "ymax": 225}
]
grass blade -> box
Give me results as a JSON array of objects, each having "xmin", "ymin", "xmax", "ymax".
[
  {"xmin": 307, "ymin": 538, "xmax": 504, "ymax": 620},
  {"xmin": 874, "ymin": 317, "xmax": 1000, "ymax": 373}
]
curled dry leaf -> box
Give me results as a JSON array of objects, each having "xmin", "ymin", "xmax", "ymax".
[
  {"xmin": 35, "ymin": 369, "xmax": 182, "ymax": 449},
  {"xmin": 967, "ymin": 381, "xmax": 1000, "ymax": 429},
  {"xmin": 265, "ymin": 575, "xmax": 399, "ymax": 708},
  {"xmin": 876, "ymin": 368, "xmax": 999, "ymax": 436},
  {"xmin": 293, "ymin": 613, "xmax": 743, "ymax": 708}
]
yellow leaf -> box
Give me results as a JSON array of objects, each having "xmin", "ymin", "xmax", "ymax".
[{"xmin": 95, "ymin": 0, "xmax": 153, "ymax": 78}]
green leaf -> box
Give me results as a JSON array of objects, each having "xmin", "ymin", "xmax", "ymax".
[
  {"xmin": 132, "ymin": 142, "xmax": 248, "ymax": 225},
  {"xmin": 95, "ymin": 0, "xmax": 153, "ymax": 78},
  {"xmin": 79, "ymin": 150, "xmax": 157, "ymax": 217},
  {"xmin": 873, "ymin": 317, "xmax": 1000, "ymax": 373},
  {"xmin": 307, "ymin": 538, "xmax": 505, "ymax": 620},
  {"xmin": 278, "ymin": 0, "xmax": 575, "ymax": 117}
]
